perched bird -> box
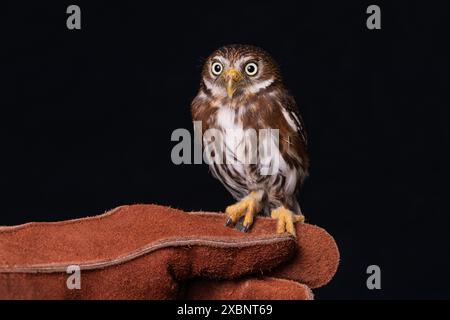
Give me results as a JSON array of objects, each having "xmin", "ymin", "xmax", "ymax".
[{"xmin": 191, "ymin": 44, "xmax": 309, "ymax": 236}]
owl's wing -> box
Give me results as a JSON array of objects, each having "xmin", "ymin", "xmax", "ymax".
[{"xmin": 282, "ymin": 93, "xmax": 308, "ymax": 147}]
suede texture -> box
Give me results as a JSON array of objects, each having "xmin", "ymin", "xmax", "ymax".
[{"xmin": 0, "ymin": 204, "xmax": 339, "ymax": 300}]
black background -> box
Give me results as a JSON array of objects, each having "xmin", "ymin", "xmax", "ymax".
[{"xmin": 2, "ymin": 1, "xmax": 449, "ymax": 299}]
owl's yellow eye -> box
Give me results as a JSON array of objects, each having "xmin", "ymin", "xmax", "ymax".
[
  {"xmin": 244, "ymin": 62, "xmax": 258, "ymax": 76},
  {"xmin": 211, "ymin": 62, "xmax": 223, "ymax": 76}
]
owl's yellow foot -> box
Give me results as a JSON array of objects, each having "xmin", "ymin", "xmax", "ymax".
[
  {"xmin": 225, "ymin": 191, "xmax": 263, "ymax": 232},
  {"xmin": 271, "ymin": 206, "xmax": 305, "ymax": 237}
]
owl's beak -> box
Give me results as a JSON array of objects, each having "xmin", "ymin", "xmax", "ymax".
[{"xmin": 224, "ymin": 69, "xmax": 242, "ymax": 98}]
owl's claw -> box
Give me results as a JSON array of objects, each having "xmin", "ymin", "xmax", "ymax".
[
  {"xmin": 225, "ymin": 191, "xmax": 263, "ymax": 231},
  {"xmin": 225, "ymin": 218, "xmax": 233, "ymax": 227},
  {"xmin": 271, "ymin": 206, "xmax": 305, "ymax": 237}
]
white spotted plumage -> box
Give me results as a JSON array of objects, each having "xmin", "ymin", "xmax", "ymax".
[{"xmin": 192, "ymin": 45, "xmax": 309, "ymax": 216}]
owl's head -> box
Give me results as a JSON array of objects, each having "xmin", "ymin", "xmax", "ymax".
[{"xmin": 201, "ymin": 44, "xmax": 281, "ymax": 99}]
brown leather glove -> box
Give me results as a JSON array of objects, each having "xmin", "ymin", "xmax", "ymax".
[{"xmin": 0, "ymin": 205, "xmax": 339, "ymax": 300}]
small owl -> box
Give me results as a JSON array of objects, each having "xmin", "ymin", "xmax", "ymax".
[{"xmin": 191, "ymin": 44, "xmax": 309, "ymax": 236}]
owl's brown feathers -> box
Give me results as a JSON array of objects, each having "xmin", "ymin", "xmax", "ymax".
[{"xmin": 192, "ymin": 44, "xmax": 309, "ymax": 216}]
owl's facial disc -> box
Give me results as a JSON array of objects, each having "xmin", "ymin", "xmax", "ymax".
[{"xmin": 206, "ymin": 53, "xmax": 268, "ymax": 99}]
